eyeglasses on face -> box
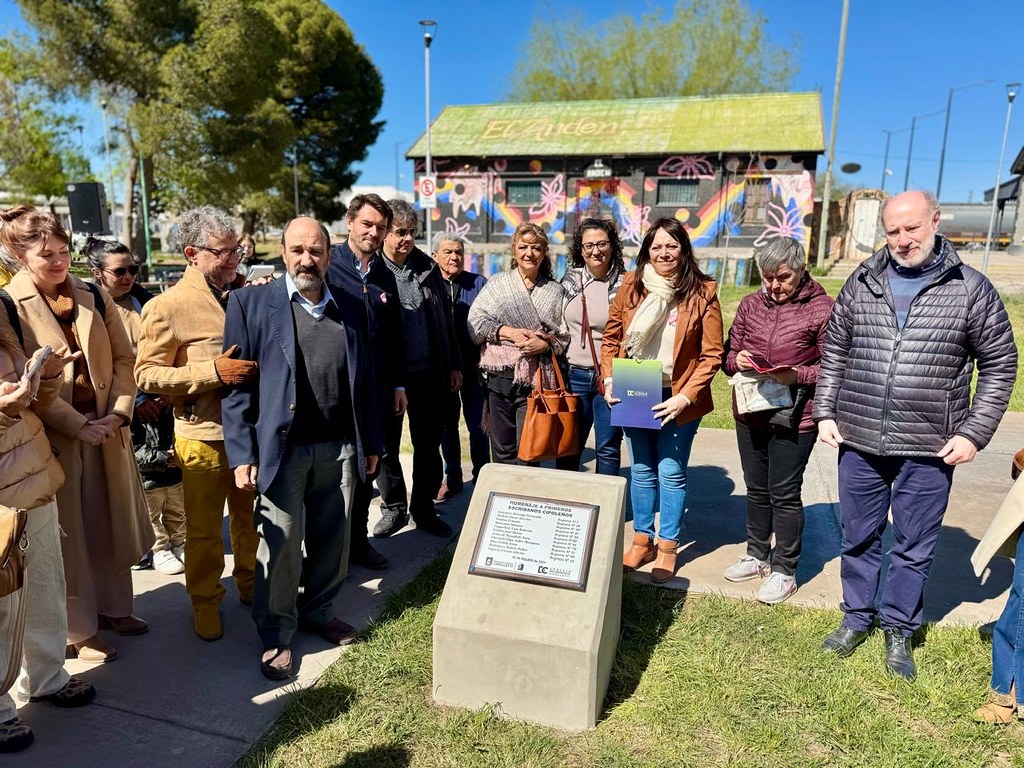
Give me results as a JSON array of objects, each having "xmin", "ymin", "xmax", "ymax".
[
  {"xmin": 391, "ymin": 227, "xmax": 416, "ymax": 238},
  {"xmin": 195, "ymin": 245, "xmax": 245, "ymax": 260},
  {"xmin": 104, "ymin": 265, "xmax": 140, "ymax": 278},
  {"xmin": 581, "ymin": 241, "xmax": 610, "ymax": 253}
]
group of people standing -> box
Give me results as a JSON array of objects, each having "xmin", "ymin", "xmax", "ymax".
[{"xmin": 0, "ymin": 186, "xmax": 1020, "ymax": 754}]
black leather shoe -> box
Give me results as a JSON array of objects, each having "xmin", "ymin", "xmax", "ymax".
[
  {"xmin": 372, "ymin": 508, "xmax": 408, "ymax": 538},
  {"xmin": 260, "ymin": 647, "xmax": 292, "ymax": 681},
  {"xmin": 351, "ymin": 543, "xmax": 389, "ymax": 571},
  {"xmin": 883, "ymin": 629, "xmax": 916, "ymax": 681},
  {"xmin": 821, "ymin": 625, "xmax": 870, "ymax": 657},
  {"xmin": 414, "ymin": 513, "xmax": 453, "ymax": 538}
]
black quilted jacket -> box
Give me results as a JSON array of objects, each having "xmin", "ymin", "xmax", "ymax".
[{"xmin": 813, "ymin": 236, "xmax": 1017, "ymax": 456}]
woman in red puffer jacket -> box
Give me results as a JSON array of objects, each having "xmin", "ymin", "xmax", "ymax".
[{"xmin": 720, "ymin": 236, "xmax": 834, "ymax": 606}]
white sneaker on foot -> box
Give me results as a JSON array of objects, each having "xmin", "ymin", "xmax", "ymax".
[
  {"xmin": 757, "ymin": 572, "xmax": 797, "ymax": 605},
  {"xmin": 723, "ymin": 555, "xmax": 769, "ymax": 582},
  {"xmin": 153, "ymin": 549, "xmax": 185, "ymax": 575},
  {"xmin": 172, "ymin": 543, "xmax": 185, "ymax": 565}
]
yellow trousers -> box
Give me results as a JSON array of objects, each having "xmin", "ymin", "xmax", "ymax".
[{"xmin": 174, "ymin": 437, "xmax": 257, "ymax": 609}]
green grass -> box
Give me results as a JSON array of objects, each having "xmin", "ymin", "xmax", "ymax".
[{"xmin": 239, "ymin": 552, "xmax": 1024, "ymax": 768}]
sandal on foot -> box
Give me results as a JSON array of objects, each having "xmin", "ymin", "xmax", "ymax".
[
  {"xmin": 28, "ymin": 677, "xmax": 96, "ymax": 708},
  {"xmin": 0, "ymin": 718, "xmax": 33, "ymax": 753}
]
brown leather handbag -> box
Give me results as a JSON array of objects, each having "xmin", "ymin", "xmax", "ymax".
[
  {"xmin": 0, "ymin": 505, "xmax": 28, "ymax": 696},
  {"xmin": 1012, "ymin": 447, "xmax": 1024, "ymax": 480},
  {"xmin": 517, "ymin": 351, "xmax": 580, "ymax": 463},
  {"xmin": 0, "ymin": 505, "xmax": 27, "ymax": 598}
]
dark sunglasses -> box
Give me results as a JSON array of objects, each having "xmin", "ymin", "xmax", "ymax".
[{"xmin": 104, "ymin": 265, "xmax": 140, "ymax": 278}]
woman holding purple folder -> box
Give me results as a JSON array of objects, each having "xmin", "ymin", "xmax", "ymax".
[{"xmin": 601, "ymin": 218, "xmax": 723, "ymax": 583}]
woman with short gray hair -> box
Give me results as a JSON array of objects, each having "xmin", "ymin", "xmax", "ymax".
[{"xmin": 720, "ymin": 236, "xmax": 834, "ymax": 604}]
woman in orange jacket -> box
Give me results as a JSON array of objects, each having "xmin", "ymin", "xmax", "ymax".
[{"xmin": 601, "ymin": 218, "xmax": 723, "ymax": 583}]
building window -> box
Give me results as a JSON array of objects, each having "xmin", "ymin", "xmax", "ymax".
[
  {"xmin": 505, "ymin": 180, "xmax": 543, "ymax": 207},
  {"xmin": 656, "ymin": 179, "xmax": 699, "ymax": 207},
  {"xmin": 743, "ymin": 178, "xmax": 771, "ymax": 224}
]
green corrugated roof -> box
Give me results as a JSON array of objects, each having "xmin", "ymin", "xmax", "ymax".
[{"xmin": 406, "ymin": 92, "xmax": 824, "ymax": 158}]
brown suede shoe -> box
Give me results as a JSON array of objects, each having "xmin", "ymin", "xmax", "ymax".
[
  {"xmin": 98, "ymin": 614, "xmax": 149, "ymax": 636},
  {"xmin": 193, "ymin": 605, "xmax": 223, "ymax": 641},
  {"xmin": 650, "ymin": 539, "xmax": 679, "ymax": 583},
  {"xmin": 623, "ymin": 532, "xmax": 655, "ymax": 570},
  {"xmin": 975, "ymin": 687, "xmax": 1019, "ymax": 724},
  {"xmin": 67, "ymin": 635, "xmax": 117, "ymax": 663}
]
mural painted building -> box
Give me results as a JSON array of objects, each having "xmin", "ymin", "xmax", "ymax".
[{"xmin": 406, "ymin": 93, "xmax": 825, "ymax": 251}]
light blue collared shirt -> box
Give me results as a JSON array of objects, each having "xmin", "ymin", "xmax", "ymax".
[{"xmin": 284, "ymin": 273, "xmax": 335, "ymax": 320}]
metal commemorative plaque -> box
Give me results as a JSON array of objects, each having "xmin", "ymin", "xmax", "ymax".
[{"xmin": 467, "ymin": 492, "xmax": 599, "ymax": 591}]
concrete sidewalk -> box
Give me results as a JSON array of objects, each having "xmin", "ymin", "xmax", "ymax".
[{"xmin": 9, "ymin": 414, "xmax": 1022, "ymax": 767}]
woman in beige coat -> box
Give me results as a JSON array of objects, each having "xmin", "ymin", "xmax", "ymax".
[
  {"xmin": 0, "ymin": 304, "xmax": 96, "ymax": 753},
  {"xmin": 1, "ymin": 206, "xmax": 152, "ymax": 664}
]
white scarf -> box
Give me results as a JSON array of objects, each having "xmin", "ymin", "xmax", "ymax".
[{"xmin": 624, "ymin": 270, "xmax": 676, "ymax": 359}]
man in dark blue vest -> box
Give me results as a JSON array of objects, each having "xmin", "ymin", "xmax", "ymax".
[{"xmin": 223, "ymin": 216, "xmax": 382, "ymax": 680}]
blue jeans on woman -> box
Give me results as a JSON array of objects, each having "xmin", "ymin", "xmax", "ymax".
[
  {"xmin": 555, "ymin": 365, "xmax": 623, "ymax": 476},
  {"xmin": 991, "ymin": 531, "xmax": 1024, "ymax": 706},
  {"xmin": 624, "ymin": 393, "xmax": 700, "ymax": 543}
]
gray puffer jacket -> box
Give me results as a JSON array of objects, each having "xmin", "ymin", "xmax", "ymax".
[{"xmin": 813, "ymin": 236, "xmax": 1016, "ymax": 456}]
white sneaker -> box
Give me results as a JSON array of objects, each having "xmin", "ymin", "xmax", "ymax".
[
  {"xmin": 757, "ymin": 572, "xmax": 797, "ymax": 605},
  {"xmin": 172, "ymin": 543, "xmax": 185, "ymax": 565},
  {"xmin": 153, "ymin": 549, "xmax": 185, "ymax": 575},
  {"xmin": 723, "ymin": 555, "xmax": 769, "ymax": 582}
]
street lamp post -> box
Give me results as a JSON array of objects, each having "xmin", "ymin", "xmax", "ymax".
[
  {"xmin": 419, "ymin": 20, "xmax": 437, "ymax": 250},
  {"xmin": 292, "ymin": 145, "xmax": 300, "ymax": 218},
  {"xmin": 99, "ymin": 98, "xmax": 116, "ymax": 237},
  {"xmin": 814, "ymin": 0, "xmax": 849, "ymax": 270},
  {"xmin": 902, "ymin": 108, "xmax": 944, "ymax": 191},
  {"xmin": 881, "ymin": 127, "xmax": 909, "ymax": 191},
  {"xmin": 936, "ymin": 79, "xmax": 992, "ymax": 200},
  {"xmin": 982, "ymin": 83, "xmax": 1020, "ymax": 276}
]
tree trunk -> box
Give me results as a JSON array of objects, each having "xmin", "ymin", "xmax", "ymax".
[{"xmin": 123, "ymin": 150, "xmax": 138, "ymax": 254}]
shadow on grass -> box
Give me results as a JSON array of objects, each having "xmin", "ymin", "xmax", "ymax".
[
  {"xmin": 362, "ymin": 549, "xmax": 455, "ymax": 639},
  {"xmin": 330, "ymin": 744, "xmax": 410, "ymax": 768},
  {"xmin": 604, "ymin": 578, "xmax": 686, "ymax": 712},
  {"xmin": 241, "ymin": 679, "xmax": 356, "ymax": 765}
]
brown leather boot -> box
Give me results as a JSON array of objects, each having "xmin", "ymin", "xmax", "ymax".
[
  {"xmin": 623, "ymin": 532, "xmax": 655, "ymax": 570},
  {"xmin": 650, "ymin": 539, "xmax": 679, "ymax": 583}
]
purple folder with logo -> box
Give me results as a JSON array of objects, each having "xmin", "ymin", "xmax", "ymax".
[{"xmin": 610, "ymin": 358, "xmax": 663, "ymax": 430}]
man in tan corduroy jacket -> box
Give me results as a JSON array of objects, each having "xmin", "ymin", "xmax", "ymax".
[{"xmin": 135, "ymin": 206, "xmax": 259, "ymax": 641}]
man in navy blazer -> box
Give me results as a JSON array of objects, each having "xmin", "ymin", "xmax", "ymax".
[{"xmin": 223, "ymin": 217, "xmax": 381, "ymax": 680}]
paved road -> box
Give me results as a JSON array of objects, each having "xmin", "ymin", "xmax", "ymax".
[{"xmin": 9, "ymin": 414, "xmax": 1022, "ymax": 767}]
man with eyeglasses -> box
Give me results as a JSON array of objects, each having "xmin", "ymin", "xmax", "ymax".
[
  {"xmin": 366, "ymin": 200, "xmax": 462, "ymax": 541},
  {"xmin": 135, "ymin": 205, "xmax": 259, "ymax": 642}
]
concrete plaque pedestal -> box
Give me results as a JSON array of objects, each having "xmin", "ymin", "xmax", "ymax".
[{"xmin": 432, "ymin": 464, "xmax": 626, "ymax": 731}]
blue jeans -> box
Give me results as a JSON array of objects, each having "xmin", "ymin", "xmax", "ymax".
[
  {"xmin": 624, "ymin": 402, "xmax": 700, "ymax": 543},
  {"xmin": 991, "ymin": 532, "xmax": 1024, "ymax": 705},
  {"xmin": 556, "ymin": 366, "xmax": 623, "ymax": 476}
]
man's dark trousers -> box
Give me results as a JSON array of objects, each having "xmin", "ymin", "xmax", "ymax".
[
  {"xmin": 253, "ymin": 440, "xmax": 357, "ymax": 648},
  {"xmin": 377, "ymin": 376, "xmax": 447, "ymax": 520},
  {"xmin": 837, "ymin": 446, "xmax": 955, "ymax": 636}
]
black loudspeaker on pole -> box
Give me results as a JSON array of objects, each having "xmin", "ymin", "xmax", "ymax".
[{"xmin": 66, "ymin": 182, "xmax": 110, "ymax": 234}]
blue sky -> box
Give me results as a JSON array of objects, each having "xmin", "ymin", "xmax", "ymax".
[{"xmin": 3, "ymin": 0, "xmax": 1023, "ymax": 204}]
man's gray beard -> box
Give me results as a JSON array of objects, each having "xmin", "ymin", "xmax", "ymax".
[
  {"xmin": 293, "ymin": 272, "xmax": 323, "ymax": 292},
  {"xmin": 891, "ymin": 233, "xmax": 937, "ymax": 269}
]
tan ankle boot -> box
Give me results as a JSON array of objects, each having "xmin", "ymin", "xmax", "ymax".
[
  {"xmin": 623, "ymin": 533, "xmax": 655, "ymax": 570},
  {"xmin": 974, "ymin": 687, "xmax": 1018, "ymax": 725},
  {"xmin": 650, "ymin": 539, "xmax": 678, "ymax": 583}
]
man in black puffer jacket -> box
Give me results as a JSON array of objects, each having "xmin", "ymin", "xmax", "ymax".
[{"xmin": 814, "ymin": 190, "xmax": 1017, "ymax": 681}]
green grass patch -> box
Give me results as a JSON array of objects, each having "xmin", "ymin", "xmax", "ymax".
[{"xmin": 239, "ymin": 552, "xmax": 1023, "ymax": 768}]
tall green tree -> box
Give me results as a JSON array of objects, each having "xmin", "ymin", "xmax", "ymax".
[
  {"xmin": 509, "ymin": 0, "xmax": 798, "ymax": 102},
  {"xmin": 0, "ymin": 41, "xmax": 89, "ymax": 201},
  {"xmin": 15, "ymin": 0, "xmax": 383, "ymax": 242}
]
